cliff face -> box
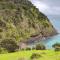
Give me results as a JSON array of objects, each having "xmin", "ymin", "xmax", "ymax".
[{"xmin": 0, "ymin": 0, "xmax": 56, "ymax": 41}]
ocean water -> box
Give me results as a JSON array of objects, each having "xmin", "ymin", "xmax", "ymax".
[{"xmin": 41, "ymin": 34, "xmax": 60, "ymax": 49}]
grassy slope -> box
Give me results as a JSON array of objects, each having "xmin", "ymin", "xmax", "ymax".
[{"xmin": 0, "ymin": 50, "xmax": 60, "ymax": 60}]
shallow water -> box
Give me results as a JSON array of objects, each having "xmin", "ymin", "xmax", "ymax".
[{"xmin": 41, "ymin": 34, "xmax": 60, "ymax": 49}]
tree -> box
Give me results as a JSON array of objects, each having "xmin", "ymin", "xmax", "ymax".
[
  {"xmin": 30, "ymin": 53, "xmax": 42, "ymax": 59},
  {"xmin": 36, "ymin": 44, "xmax": 46, "ymax": 50},
  {"xmin": 52, "ymin": 43, "xmax": 60, "ymax": 51},
  {"xmin": 0, "ymin": 39, "xmax": 19, "ymax": 52}
]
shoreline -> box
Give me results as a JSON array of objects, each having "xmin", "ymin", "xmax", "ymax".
[{"xmin": 20, "ymin": 31, "xmax": 58, "ymax": 45}]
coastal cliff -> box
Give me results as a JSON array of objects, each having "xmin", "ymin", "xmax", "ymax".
[{"xmin": 0, "ymin": 0, "xmax": 57, "ymax": 42}]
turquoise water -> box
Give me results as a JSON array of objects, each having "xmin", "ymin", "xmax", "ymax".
[{"xmin": 41, "ymin": 34, "xmax": 60, "ymax": 49}]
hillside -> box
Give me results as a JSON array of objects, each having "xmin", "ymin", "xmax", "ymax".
[{"xmin": 0, "ymin": 0, "xmax": 56, "ymax": 42}]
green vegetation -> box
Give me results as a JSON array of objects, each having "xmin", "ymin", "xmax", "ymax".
[
  {"xmin": 0, "ymin": 39, "xmax": 19, "ymax": 52},
  {"xmin": 0, "ymin": 50, "xmax": 59, "ymax": 60},
  {"xmin": 18, "ymin": 43, "xmax": 46, "ymax": 51},
  {"xmin": 25, "ymin": 47, "xmax": 31, "ymax": 50},
  {"xmin": 0, "ymin": 0, "xmax": 58, "ymax": 60},
  {"xmin": 30, "ymin": 53, "xmax": 42, "ymax": 59},
  {"xmin": 52, "ymin": 43, "xmax": 60, "ymax": 51},
  {"xmin": 36, "ymin": 44, "xmax": 46, "ymax": 50},
  {"xmin": 0, "ymin": 0, "xmax": 56, "ymax": 42}
]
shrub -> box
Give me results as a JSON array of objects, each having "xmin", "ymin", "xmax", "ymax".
[
  {"xmin": 21, "ymin": 48, "xmax": 25, "ymax": 51},
  {"xmin": 30, "ymin": 53, "xmax": 42, "ymax": 59},
  {"xmin": 36, "ymin": 44, "xmax": 46, "ymax": 50},
  {"xmin": 52, "ymin": 43, "xmax": 60, "ymax": 51},
  {"xmin": 25, "ymin": 47, "xmax": 31, "ymax": 50},
  {"xmin": 0, "ymin": 47, "xmax": 2, "ymax": 53},
  {"xmin": 0, "ymin": 28, "xmax": 3, "ymax": 32},
  {"xmin": 0, "ymin": 47, "xmax": 8, "ymax": 54},
  {"xmin": 0, "ymin": 39, "xmax": 19, "ymax": 52},
  {"xmin": 32, "ymin": 47, "xmax": 36, "ymax": 50}
]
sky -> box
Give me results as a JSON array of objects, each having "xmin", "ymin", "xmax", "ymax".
[{"xmin": 30, "ymin": 0, "xmax": 60, "ymax": 15}]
